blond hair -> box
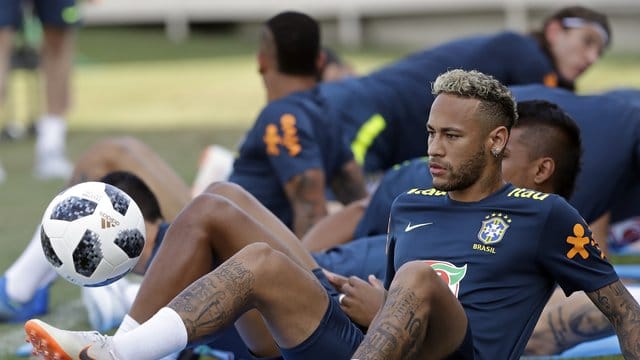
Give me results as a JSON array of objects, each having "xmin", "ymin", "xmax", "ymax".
[{"xmin": 432, "ymin": 69, "xmax": 518, "ymax": 130}]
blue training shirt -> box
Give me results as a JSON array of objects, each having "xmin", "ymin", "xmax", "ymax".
[
  {"xmin": 354, "ymin": 157, "xmax": 430, "ymax": 238},
  {"xmin": 600, "ymin": 89, "xmax": 640, "ymax": 222},
  {"xmin": 321, "ymin": 32, "xmax": 557, "ymax": 173},
  {"xmin": 229, "ymin": 88, "xmax": 353, "ymax": 229},
  {"xmin": 386, "ymin": 184, "xmax": 617, "ymax": 360}
]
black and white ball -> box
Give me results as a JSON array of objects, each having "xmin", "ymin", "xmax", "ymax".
[{"xmin": 40, "ymin": 181, "xmax": 146, "ymax": 287}]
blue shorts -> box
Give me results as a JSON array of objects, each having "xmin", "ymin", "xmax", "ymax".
[
  {"xmin": 280, "ymin": 269, "xmax": 364, "ymax": 359},
  {"xmin": 312, "ymin": 235, "xmax": 387, "ymax": 280},
  {"xmin": 0, "ymin": 0, "xmax": 79, "ymax": 29},
  {"xmin": 445, "ymin": 322, "xmax": 475, "ymax": 360}
]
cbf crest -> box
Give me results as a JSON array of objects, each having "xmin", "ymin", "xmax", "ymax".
[{"xmin": 477, "ymin": 213, "xmax": 511, "ymax": 244}]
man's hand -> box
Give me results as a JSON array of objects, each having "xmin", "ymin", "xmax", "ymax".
[{"xmin": 324, "ymin": 269, "xmax": 385, "ymax": 327}]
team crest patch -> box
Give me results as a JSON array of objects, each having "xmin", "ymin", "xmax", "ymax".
[
  {"xmin": 477, "ymin": 213, "xmax": 511, "ymax": 245},
  {"xmin": 424, "ymin": 260, "xmax": 467, "ymax": 297}
]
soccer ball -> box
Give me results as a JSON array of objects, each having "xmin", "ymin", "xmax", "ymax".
[{"xmin": 40, "ymin": 181, "xmax": 146, "ymax": 287}]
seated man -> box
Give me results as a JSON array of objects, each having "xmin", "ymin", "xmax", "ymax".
[{"xmin": 24, "ymin": 70, "xmax": 640, "ymax": 360}]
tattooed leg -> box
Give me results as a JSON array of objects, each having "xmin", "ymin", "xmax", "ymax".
[
  {"xmin": 168, "ymin": 242, "xmax": 330, "ymax": 349},
  {"xmin": 129, "ymin": 191, "xmax": 322, "ymax": 356},
  {"xmin": 352, "ymin": 261, "xmax": 468, "ymax": 360}
]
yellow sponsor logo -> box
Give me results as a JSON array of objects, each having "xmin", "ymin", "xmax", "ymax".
[
  {"xmin": 407, "ymin": 188, "xmax": 446, "ymax": 196},
  {"xmin": 507, "ymin": 188, "xmax": 550, "ymax": 201}
]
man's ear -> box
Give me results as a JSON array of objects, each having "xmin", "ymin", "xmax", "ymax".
[
  {"xmin": 257, "ymin": 51, "xmax": 268, "ymax": 75},
  {"xmin": 544, "ymin": 20, "xmax": 564, "ymax": 45},
  {"xmin": 533, "ymin": 157, "xmax": 555, "ymax": 185},
  {"xmin": 488, "ymin": 126, "xmax": 509, "ymax": 156}
]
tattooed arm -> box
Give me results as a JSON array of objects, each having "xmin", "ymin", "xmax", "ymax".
[
  {"xmin": 284, "ymin": 168, "xmax": 328, "ymax": 238},
  {"xmin": 331, "ymin": 159, "xmax": 368, "ymax": 205},
  {"xmin": 525, "ymin": 290, "xmax": 613, "ymax": 355},
  {"xmin": 586, "ymin": 280, "xmax": 640, "ymax": 359}
]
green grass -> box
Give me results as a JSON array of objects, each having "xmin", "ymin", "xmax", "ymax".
[{"xmin": 1, "ymin": 26, "xmax": 639, "ymax": 359}]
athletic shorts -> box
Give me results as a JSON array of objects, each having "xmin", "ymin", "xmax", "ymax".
[
  {"xmin": 445, "ymin": 322, "xmax": 475, "ymax": 360},
  {"xmin": 0, "ymin": 0, "xmax": 79, "ymax": 29},
  {"xmin": 279, "ymin": 268, "xmax": 364, "ymax": 360},
  {"xmin": 311, "ymin": 234, "xmax": 387, "ymax": 280}
]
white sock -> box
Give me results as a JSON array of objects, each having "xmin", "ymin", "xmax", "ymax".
[
  {"xmin": 36, "ymin": 114, "xmax": 67, "ymax": 157},
  {"xmin": 5, "ymin": 225, "xmax": 58, "ymax": 303},
  {"xmin": 113, "ymin": 307, "xmax": 187, "ymax": 360},
  {"xmin": 114, "ymin": 314, "xmax": 140, "ymax": 336}
]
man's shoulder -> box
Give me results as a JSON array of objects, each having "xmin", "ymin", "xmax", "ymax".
[
  {"xmin": 257, "ymin": 94, "xmax": 318, "ymax": 124},
  {"xmin": 504, "ymin": 187, "xmax": 555, "ymax": 203}
]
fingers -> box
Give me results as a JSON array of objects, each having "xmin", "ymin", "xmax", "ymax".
[
  {"xmin": 368, "ymin": 274, "xmax": 383, "ymax": 288},
  {"xmin": 323, "ymin": 268, "xmax": 348, "ymax": 288}
]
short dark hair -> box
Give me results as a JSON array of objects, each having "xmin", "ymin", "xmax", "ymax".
[
  {"xmin": 515, "ymin": 100, "xmax": 582, "ymax": 199},
  {"xmin": 99, "ymin": 171, "xmax": 163, "ymax": 222},
  {"xmin": 264, "ymin": 11, "xmax": 320, "ymax": 76}
]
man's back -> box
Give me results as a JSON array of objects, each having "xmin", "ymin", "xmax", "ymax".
[
  {"xmin": 320, "ymin": 31, "xmax": 555, "ymax": 172},
  {"xmin": 229, "ymin": 88, "xmax": 353, "ymax": 228}
]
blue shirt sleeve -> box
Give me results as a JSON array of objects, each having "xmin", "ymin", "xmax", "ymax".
[
  {"xmin": 257, "ymin": 102, "xmax": 324, "ymax": 185},
  {"xmin": 537, "ymin": 197, "xmax": 618, "ymax": 296}
]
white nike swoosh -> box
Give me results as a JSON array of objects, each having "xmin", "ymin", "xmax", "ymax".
[{"xmin": 404, "ymin": 222, "xmax": 433, "ymax": 232}]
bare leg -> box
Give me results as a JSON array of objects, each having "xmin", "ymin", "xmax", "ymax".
[
  {"xmin": 204, "ymin": 181, "xmax": 316, "ymax": 266},
  {"xmin": 169, "ymin": 242, "xmax": 329, "ymax": 349},
  {"xmin": 41, "ymin": 26, "xmax": 73, "ymax": 116},
  {"xmin": 353, "ymin": 261, "xmax": 468, "ymax": 360},
  {"xmin": 70, "ymin": 136, "xmax": 191, "ymax": 221},
  {"xmin": 129, "ymin": 186, "xmax": 321, "ymax": 355}
]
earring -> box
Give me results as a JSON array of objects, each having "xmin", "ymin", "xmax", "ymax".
[{"xmin": 491, "ymin": 148, "xmax": 500, "ymax": 157}]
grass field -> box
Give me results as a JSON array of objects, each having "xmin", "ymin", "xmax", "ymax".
[{"xmin": 1, "ymin": 26, "xmax": 639, "ymax": 359}]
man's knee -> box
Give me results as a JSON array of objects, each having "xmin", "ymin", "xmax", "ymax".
[
  {"xmin": 394, "ymin": 260, "xmax": 445, "ymax": 299},
  {"xmin": 204, "ymin": 181, "xmax": 246, "ymax": 199},
  {"xmin": 188, "ymin": 193, "xmax": 238, "ymax": 222},
  {"xmin": 237, "ymin": 242, "xmax": 292, "ymax": 281}
]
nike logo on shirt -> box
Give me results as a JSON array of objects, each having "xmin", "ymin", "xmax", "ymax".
[{"xmin": 404, "ymin": 222, "xmax": 433, "ymax": 232}]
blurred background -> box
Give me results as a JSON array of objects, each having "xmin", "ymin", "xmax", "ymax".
[{"xmin": 0, "ymin": 1, "xmax": 638, "ymax": 358}]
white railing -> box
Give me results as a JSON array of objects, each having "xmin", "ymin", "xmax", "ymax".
[{"xmin": 80, "ymin": 0, "xmax": 640, "ymax": 48}]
